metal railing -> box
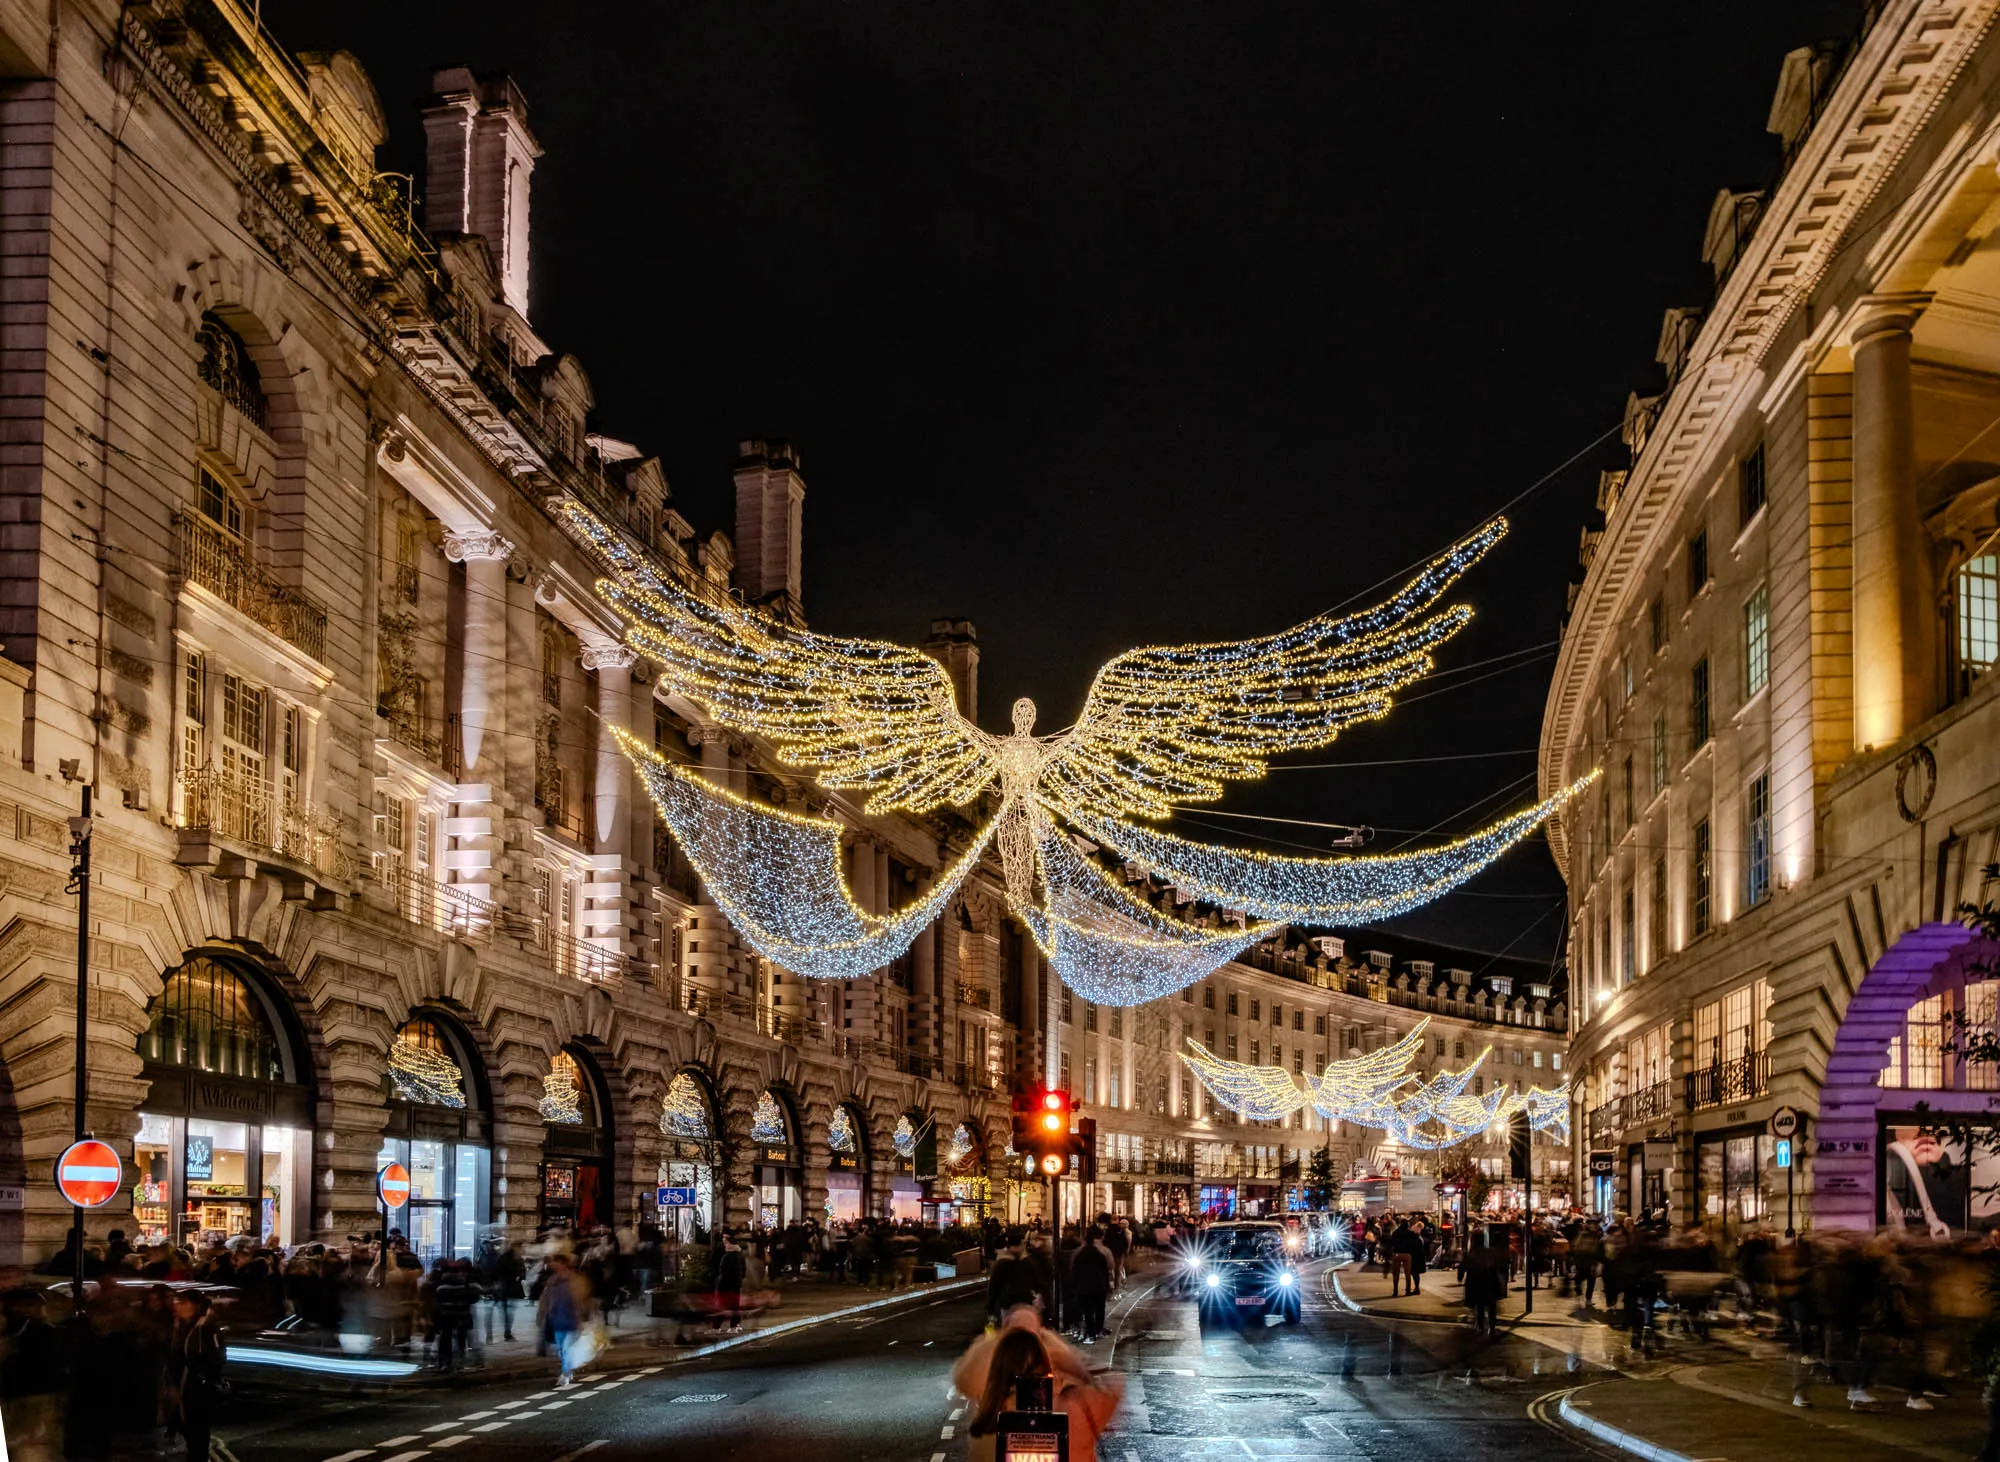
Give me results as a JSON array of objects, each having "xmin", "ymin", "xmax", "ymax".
[
  {"xmin": 527, "ymin": 919, "xmax": 629, "ymax": 987},
  {"xmin": 1685, "ymin": 1050, "xmax": 1769, "ymax": 1110},
  {"xmin": 1587, "ymin": 1099, "xmax": 1619, "ymax": 1147},
  {"xmin": 177, "ymin": 766, "xmax": 350, "ymax": 881},
  {"xmin": 175, "ymin": 512, "xmax": 328, "ymax": 662},
  {"xmin": 1626, "ymin": 1078, "xmax": 1676, "ymax": 1124},
  {"xmin": 1100, "ymin": 1157, "xmax": 1197, "ymax": 1180},
  {"xmin": 957, "ymin": 981, "xmax": 992, "ymax": 1011},
  {"xmin": 381, "ymin": 703, "xmax": 443, "ymax": 764},
  {"xmin": 379, "ymin": 865, "xmax": 496, "ymax": 941}
]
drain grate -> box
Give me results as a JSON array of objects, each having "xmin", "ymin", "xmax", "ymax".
[
  {"xmin": 669, "ymin": 1393, "xmax": 728, "ymax": 1404},
  {"xmin": 1208, "ymin": 1391, "xmax": 1317, "ymax": 1406}
]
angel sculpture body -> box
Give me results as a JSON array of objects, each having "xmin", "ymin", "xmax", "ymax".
[{"xmin": 562, "ymin": 503, "xmax": 1594, "ymax": 1006}]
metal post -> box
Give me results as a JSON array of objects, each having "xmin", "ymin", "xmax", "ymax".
[
  {"xmin": 1785, "ymin": 1143, "xmax": 1796, "ymax": 1239},
  {"xmin": 69, "ymin": 784, "xmax": 91, "ymax": 1308},
  {"xmin": 1522, "ymin": 1129, "xmax": 1534, "ymax": 1316}
]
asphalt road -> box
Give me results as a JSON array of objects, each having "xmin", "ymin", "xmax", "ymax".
[{"xmin": 217, "ymin": 1262, "xmax": 1607, "ymax": 1461}]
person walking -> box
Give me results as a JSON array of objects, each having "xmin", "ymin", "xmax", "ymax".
[
  {"xmin": 539, "ymin": 1252, "xmax": 589, "ymax": 1388},
  {"xmin": 165, "ymin": 1291, "xmax": 225, "ymax": 1461},
  {"xmin": 1389, "ymin": 1220, "xmax": 1428, "ymax": 1296},
  {"xmin": 1069, "ymin": 1227, "xmax": 1112, "ymax": 1343},
  {"xmin": 1463, "ymin": 1226, "xmax": 1506, "ymax": 1337},
  {"xmin": 433, "ymin": 1259, "xmax": 477, "ymax": 1373},
  {"xmin": 715, "ymin": 1231, "xmax": 748, "ymax": 1333},
  {"xmin": 954, "ymin": 1309, "xmax": 1123, "ymax": 1462}
]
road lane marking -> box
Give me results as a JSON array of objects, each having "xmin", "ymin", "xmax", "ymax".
[
  {"xmin": 471, "ymin": 1423, "xmax": 511, "ymax": 1433},
  {"xmin": 496, "ymin": 1401, "xmax": 531, "ymax": 1410},
  {"xmin": 923, "ymin": 1340, "xmax": 934, "ymax": 1347},
  {"xmin": 941, "ymin": 1425, "xmax": 955, "ymax": 1440},
  {"xmin": 458, "ymin": 1410, "xmax": 497, "ymax": 1420},
  {"xmin": 931, "ymin": 1454, "xmax": 946, "ymax": 1462},
  {"xmin": 431, "ymin": 1439, "xmax": 469, "ymax": 1451},
  {"xmin": 638, "ymin": 1366, "xmax": 662, "ymax": 1375},
  {"xmin": 595, "ymin": 1380, "xmax": 625, "ymax": 1388},
  {"xmin": 526, "ymin": 1391, "xmax": 557, "ymax": 1400},
  {"xmin": 381, "ymin": 1453, "xmax": 428, "ymax": 1462},
  {"xmin": 322, "ymin": 1452, "xmax": 374, "ymax": 1462},
  {"xmin": 377, "ymin": 1439, "xmax": 419, "ymax": 1448},
  {"xmin": 547, "ymin": 1443, "xmax": 608, "ymax": 1462},
  {"xmin": 949, "ymin": 1407, "xmax": 963, "ymax": 1420},
  {"xmin": 540, "ymin": 1399, "xmax": 574, "ymax": 1409},
  {"xmin": 422, "ymin": 1422, "xmax": 461, "ymax": 1432}
]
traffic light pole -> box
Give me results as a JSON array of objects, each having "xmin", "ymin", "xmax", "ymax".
[
  {"xmin": 1522, "ymin": 1134, "xmax": 1533, "ymax": 1316},
  {"xmin": 1045, "ymin": 1171, "xmax": 1061, "ymax": 1331},
  {"xmin": 68, "ymin": 785, "xmax": 91, "ymax": 1311}
]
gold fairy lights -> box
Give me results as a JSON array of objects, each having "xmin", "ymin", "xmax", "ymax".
[
  {"xmin": 564, "ymin": 501, "xmax": 1587, "ymax": 1005},
  {"xmin": 537, "ymin": 1050, "xmax": 585, "ymax": 1125}
]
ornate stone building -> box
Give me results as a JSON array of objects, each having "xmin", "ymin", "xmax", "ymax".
[
  {"xmin": 0, "ymin": 0, "xmax": 1564, "ymax": 1264},
  {"xmin": 1545, "ymin": 1, "xmax": 2000, "ymax": 1235}
]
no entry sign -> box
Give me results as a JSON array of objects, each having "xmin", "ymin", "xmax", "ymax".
[
  {"xmin": 377, "ymin": 1162, "xmax": 412, "ymax": 1209},
  {"xmin": 54, "ymin": 1139, "xmax": 121, "ymax": 1208}
]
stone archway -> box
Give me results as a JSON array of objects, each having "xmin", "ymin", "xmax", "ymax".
[{"xmin": 1813, "ymin": 921, "xmax": 1994, "ymax": 1230}]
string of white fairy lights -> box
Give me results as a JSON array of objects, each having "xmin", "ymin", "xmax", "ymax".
[{"xmin": 1180, "ymin": 1018, "xmax": 1570, "ymax": 1151}]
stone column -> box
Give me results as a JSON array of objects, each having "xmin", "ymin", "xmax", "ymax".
[
  {"xmin": 582, "ymin": 643, "xmax": 636, "ymax": 859},
  {"xmin": 442, "ymin": 531, "xmax": 515, "ymax": 912},
  {"xmin": 1850, "ymin": 297, "xmax": 1932, "ymax": 750},
  {"xmin": 913, "ymin": 916, "xmax": 939, "ymax": 1073}
]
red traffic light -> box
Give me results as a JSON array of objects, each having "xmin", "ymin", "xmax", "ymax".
[{"xmin": 1042, "ymin": 1092, "xmax": 1064, "ymax": 1111}]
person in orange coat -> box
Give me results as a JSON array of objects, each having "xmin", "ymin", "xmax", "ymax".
[{"xmin": 954, "ymin": 1305, "xmax": 1124, "ymax": 1462}]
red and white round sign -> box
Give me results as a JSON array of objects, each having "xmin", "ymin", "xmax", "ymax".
[
  {"xmin": 54, "ymin": 1139, "xmax": 122, "ymax": 1209},
  {"xmin": 377, "ymin": 1162, "xmax": 411, "ymax": 1209}
]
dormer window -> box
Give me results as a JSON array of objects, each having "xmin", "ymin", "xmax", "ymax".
[{"xmin": 196, "ymin": 313, "xmax": 266, "ymax": 427}]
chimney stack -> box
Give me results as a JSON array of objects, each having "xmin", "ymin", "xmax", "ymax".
[
  {"xmin": 732, "ymin": 440, "xmax": 806, "ymax": 617},
  {"xmin": 923, "ymin": 619, "xmax": 980, "ymax": 724},
  {"xmin": 422, "ymin": 67, "xmax": 541, "ymax": 320}
]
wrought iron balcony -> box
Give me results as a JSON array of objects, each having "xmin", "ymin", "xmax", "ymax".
[
  {"xmin": 527, "ymin": 919, "xmax": 629, "ymax": 987},
  {"xmin": 1685, "ymin": 1050, "xmax": 1769, "ymax": 1111},
  {"xmin": 175, "ymin": 512, "xmax": 328, "ymax": 662},
  {"xmin": 1626, "ymin": 1078, "xmax": 1677, "ymax": 1124},
  {"xmin": 378, "ymin": 865, "xmax": 495, "ymax": 942},
  {"xmin": 1587, "ymin": 1099, "xmax": 1619, "ymax": 1148},
  {"xmin": 177, "ymin": 765, "xmax": 351, "ymax": 882},
  {"xmin": 956, "ymin": 981, "xmax": 993, "ymax": 1010}
]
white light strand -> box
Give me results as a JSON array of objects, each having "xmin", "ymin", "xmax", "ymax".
[
  {"xmin": 751, "ymin": 1091, "xmax": 788, "ymax": 1145},
  {"xmin": 828, "ymin": 1105, "xmax": 857, "ymax": 1153},
  {"xmin": 389, "ymin": 1032, "xmax": 465, "ymax": 1109},
  {"xmin": 662, "ymin": 1072, "xmax": 713, "ymax": 1140},
  {"xmin": 537, "ymin": 1051, "xmax": 585, "ymax": 1125},
  {"xmin": 893, "ymin": 1114, "xmax": 917, "ymax": 1160}
]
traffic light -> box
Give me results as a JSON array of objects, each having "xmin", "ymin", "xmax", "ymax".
[
  {"xmin": 1508, "ymin": 1114, "xmax": 1531, "ymax": 1182},
  {"xmin": 1012, "ymin": 1084, "xmax": 1075, "ymax": 1177},
  {"xmin": 1072, "ymin": 1116, "xmax": 1098, "ymax": 1185}
]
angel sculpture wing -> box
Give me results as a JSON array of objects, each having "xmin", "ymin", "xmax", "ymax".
[
  {"xmin": 1179, "ymin": 1039, "xmax": 1315, "ymax": 1122},
  {"xmin": 1036, "ymin": 520, "xmax": 1508, "ymax": 824}
]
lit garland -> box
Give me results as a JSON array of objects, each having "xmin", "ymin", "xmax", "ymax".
[
  {"xmin": 752, "ymin": 1090, "xmax": 789, "ymax": 1146},
  {"xmin": 828, "ymin": 1105, "xmax": 857, "ymax": 1153},
  {"xmin": 947, "ymin": 1123, "xmax": 976, "ymax": 1166},
  {"xmin": 662, "ymin": 1072, "xmax": 713, "ymax": 1140},
  {"xmin": 565, "ymin": 501, "xmax": 1588, "ymax": 1006},
  {"xmin": 538, "ymin": 1051, "xmax": 585, "ymax": 1125},
  {"xmin": 389, "ymin": 1031, "xmax": 465, "ymax": 1109},
  {"xmin": 893, "ymin": 1114, "xmax": 917, "ymax": 1160}
]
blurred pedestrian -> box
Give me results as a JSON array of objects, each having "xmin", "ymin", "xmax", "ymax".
[
  {"xmin": 955, "ymin": 1310, "xmax": 1123, "ymax": 1462},
  {"xmin": 165, "ymin": 1291, "xmax": 225, "ymax": 1461}
]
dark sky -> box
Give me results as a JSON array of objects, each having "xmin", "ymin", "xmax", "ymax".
[{"xmin": 276, "ymin": 1, "xmax": 1861, "ymax": 968}]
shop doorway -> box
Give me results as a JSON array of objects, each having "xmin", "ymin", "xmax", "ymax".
[
  {"xmin": 825, "ymin": 1102, "xmax": 869, "ymax": 1222},
  {"xmin": 538, "ymin": 1047, "xmax": 613, "ymax": 1232},
  {"xmin": 378, "ymin": 1012, "xmax": 491, "ymax": 1263},
  {"xmin": 659, "ymin": 1069, "xmax": 719, "ymax": 1242},
  {"xmin": 135, "ymin": 955, "xmax": 315, "ymax": 1249},
  {"xmin": 751, "ymin": 1089, "xmax": 803, "ymax": 1230}
]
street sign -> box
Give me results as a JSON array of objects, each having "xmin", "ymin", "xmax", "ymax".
[
  {"xmin": 1775, "ymin": 1138, "xmax": 1792, "ymax": 1169},
  {"xmin": 1770, "ymin": 1106, "xmax": 1802, "ymax": 1139},
  {"xmin": 54, "ymin": 1138, "xmax": 121, "ymax": 1208},
  {"xmin": 377, "ymin": 1162, "xmax": 412, "ymax": 1209},
  {"xmin": 657, "ymin": 1185, "xmax": 696, "ymax": 1208}
]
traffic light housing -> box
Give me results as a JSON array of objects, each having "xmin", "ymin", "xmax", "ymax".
[
  {"xmin": 1508, "ymin": 1114, "xmax": 1531, "ymax": 1182},
  {"xmin": 1073, "ymin": 1116, "xmax": 1098, "ymax": 1185},
  {"xmin": 1012, "ymin": 1084, "xmax": 1076, "ymax": 1177}
]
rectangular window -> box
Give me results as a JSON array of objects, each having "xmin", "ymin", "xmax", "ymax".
[
  {"xmin": 1203, "ymin": 985, "xmax": 1215, "ymax": 1009},
  {"xmin": 1695, "ymin": 999, "xmax": 1720, "ymax": 1067},
  {"xmin": 1108, "ymin": 1068, "xmax": 1121, "ymax": 1109},
  {"xmin": 1745, "ymin": 771, "xmax": 1771, "ymax": 908},
  {"xmin": 1226, "ymin": 993, "xmax": 1238, "ymax": 1015},
  {"xmin": 1622, "ymin": 756, "xmax": 1634, "ymax": 829},
  {"xmin": 1651, "ymin": 714, "xmax": 1668, "ymax": 793},
  {"xmin": 1249, "ymin": 999, "xmax": 1261, "ymax": 1021},
  {"xmin": 1688, "ymin": 527, "xmax": 1709, "ymax": 600},
  {"xmin": 1649, "ymin": 595, "xmax": 1666, "ymax": 655},
  {"xmin": 1691, "ymin": 657, "xmax": 1711, "ymax": 748},
  {"xmin": 1292, "ymin": 1010, "xmax": 1303, "ymax": 1031},
  {"xmin": 1314, "ymin": 1015, "xmax": 1326, "ymax": 1036},
  {"xmin": 1249, "ymin": 1041, "xmax": 1260, "ymax": 1065},
  {"xmin": 1060, "ymin": 988, "xmax": 1072, "ymax": 1025},
  {"xmin": 181, "ymin": 650, "xmax": 207, "ymax": 774},
  {"xmin": 1060, "ymin": 1051, "xmax": 1072, "ymax": 1091},
  {"xmin": 1743, "ymin": 585, "xmax": 1769, "ymax": 697},
  {"xmin": 1621, "ymin": 657, "xmax": 1634, "ymax": 703},
  {"xmin": 1957, "ymin": 553, "xmax": 1998, "ymax": 684},
  {"xmin": 1739, "ymin": 443, "xmax": 1766, "ymax": 526},
  {"xmin": 1691, "ymin": 817, "xmax": 1713, "ymax": 938},
  {"xmin": 1109, "ymin": 1008, "xmax": 1123, "ymax": 1040},
  {"xmin": 1224, "ymin": 1035, "xmax": 1236, "ymax": 1059},
  {"xmin": 1620, "ymin": 885, "xmax": 1635, "ymax": 985},
  {"xmin": 1085, "ymin": 1002, "xmax": 1098, "ymax": 1033},
  {"xmin": 1293, "ymin": 1050, "xmax": 1305, "ymax": 1074},
  {"xmin": 1651, "ymin": 855, "xmax": 1668, "ymax": 967},
  {"xmin": 1180, "ymin": 1074, "xmax": 1193, "ymax": 1116},
  {"xmin": 197, "ymin": 466, "xmax": 243, "ymax": 538}
]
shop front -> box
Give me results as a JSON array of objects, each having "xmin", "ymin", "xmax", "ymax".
[
  {"xmin": 538, "ymin": 1047, "xmax": 613, "ymax": 1231},
  {"xmin": 1693, "ymin": 1128, "xmax": 1778, "ymax": 1239},
  {"xmin": 751, "ymin": 1089, "xmax": 804, "ymax": 1229},
  {"xmin": 135, "ymin": 956, "xmax": 315, "ymax": 1249},
  {"xmin": 824, "ymin": 1103, "xmax": 868, "ymax": 1222},
  {"xmin": 889, "ymin": 1113, "xmax": 932, "ymax": 1221},
  {"xmin": 659, "ymin": 1070, "xmax": 718, "ymax": 1242},
  {"xmin": 1627, "ymin": 1138, "xmax": 1670, "ymax": 1220},
  {"xmin": 377, "ymin": 1013, "xmax": 491, "ymax": 1262},
  {"xmin": 937, "ymin": 1121, "xmax": 988, "ymax": 1226}
]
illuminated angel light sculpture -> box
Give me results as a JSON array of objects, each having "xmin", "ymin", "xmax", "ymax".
[
  {"xmin": 565, "ymin": 502, "xmax": 1593, "ymax": 1006},
  {"xmin": 1179, "ymin": 1021, "xmax": 1570, "ymax": 1151}
]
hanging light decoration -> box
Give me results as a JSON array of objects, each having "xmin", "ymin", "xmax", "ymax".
[
  {"xmin": 893, "ymin": 1114, "xmax": 917, "ymax": 1160},
  {"xmin": 537, "ymin": 1051, "xmax": 585, "ymax": 1125},
  {"xmin": 389, "ymin": 1028, "xmax": 465, "ymax": 1109},
  {"xmin": 828, "ymin": 1105, "xmax": 858, "ymax": 1154},
  {"xmin": 947, "ymin": 1123, "xmax": 975, "ymax": 1166},
  {"xmin": 752, "ymin": 1091, "xmax": 789, "ymax": 1146},
  {"xmin": 662, "ymin": 1072, "xmax": 713, "ymax": 1140},
  {"xmin": 566, "ymin": 501, "xmax": 1589, "ymax": 1005}
]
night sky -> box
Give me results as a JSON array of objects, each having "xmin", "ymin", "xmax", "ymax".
[{"xmin": 276, "ymin": 1, "xmax": 1862, "ymax": 969}]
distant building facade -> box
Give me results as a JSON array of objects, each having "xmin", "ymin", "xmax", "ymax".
[
  {"xmin": 1544, "ymin": 1, "xmax": 2000, "ymax": 1235},
  {"xmin": 0, "ymin": 0, "xmax": 1562, "ymax": 1264}
]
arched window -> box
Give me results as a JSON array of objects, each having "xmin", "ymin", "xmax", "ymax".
[
  {"xmin": 388, "ymin": 1015, "xmax": 467, "ymax": 1109},
  {"xmin": 196, "ymin": 313, "xmax": 267, "ymax": 427},
  {"xmin": 538, "ymin": 1049, "xmax": 594, "ymax": 1126},
  {"xmin": 138, "ymin": 956, "xmax": 286, "ymax": 1082}
]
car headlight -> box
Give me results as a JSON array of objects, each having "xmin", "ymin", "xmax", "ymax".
[
  {"xmin": 1204, "ymin": 1272, "xmax": 1221, "ymax": 1288},
  {"xmin": 1284, "ymin": 1235, "xmax": 1302, "ymax": 1251},
  {"xmin": 1278, "ymin": 1270, "xmax": 1295, "ymax": 1287},
  {"xmin": 1185, "ymin": 1257, "xmax": 1203, "ymax": 1274}
]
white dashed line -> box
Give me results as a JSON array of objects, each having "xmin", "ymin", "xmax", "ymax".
[
  {"xmin": 458, "ymin": 1410, "xmax": 497, "ymax": 1420},
  {"xmin": 381, "ymin": 1453, "xmax": 428, "ymax": 1462},
  {"xmin": 638, "ymin": 1366, "xmax": 662, "ymax": 1375},
  {"xmin": 496, "ymin": 1401, "xmax": 531, "ymax": 1410},
  {"xmin": 471, "ymin": 1422, "xmax": 511, "ymax": 1433},
  {"xmin": 931, "ymin": 1453, "xmax": 947, "ymax": 1462},
  {"xmin": 542, "ymin": 1399, "xmax": 574, "ymax": 1409},
  {"xmin": 431, "ymin": 1438, "xmax": 469, "ymax": 1451},
  {"xmin": 941, "ymin": 1425, "xmax": 955, "ymax": 1440},
  {"xmin": 525, "ymin": 1391, "xmax": 557, "ymax": 1400},
  {"xmin": 377, "ymin": 1440, "xmax": 419, "ymax": 1449},
  {"xmin": 547, "ymin": 1443, "xmax": 609, "ymax": 1462},
  {"xmin": 322, "ymin": 1452, "xmax": 374, "ymax": 1462},
  {"xmin": 949, "ymin": 1406, "xmax": 963, "ymax": 1420},
  {"xmin": 422, "ymin": 1422, "xmax": 461, "ymax": 1432}
]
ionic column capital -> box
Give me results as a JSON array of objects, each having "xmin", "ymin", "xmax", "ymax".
[
  {"xmin": 580, "ymin": 642, "xmax": 638, "ymax": 673},
  {"xmin": 443, "ymin": 529, "xmax": 517, "ymax": 564}
]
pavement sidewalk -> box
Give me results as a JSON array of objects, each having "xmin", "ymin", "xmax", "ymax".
[
  {"xmin": 233, "ymin": 1272, "xmax": 982, "ymax": 1391},
  {"xmin": 1332, "ymin": 1256, "xmax": 1578, "ymax": 1328}
]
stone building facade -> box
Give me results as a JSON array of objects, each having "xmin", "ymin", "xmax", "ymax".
[
  {"xmin": 1545, "ymin": 1, "xmax": 2000, "ymax": 1235},
  {"xmin": 0, "ymin": 0, "xmax": 1564, "ymax": 1264}
]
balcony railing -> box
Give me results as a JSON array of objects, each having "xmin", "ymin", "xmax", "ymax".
[
  {"xmin": 956, "ymin": 981, "xmax": 992, "ymax": 1011},
  {"xmin": 528, "ymin": 919, "xmax": 630, "ymax": 987},
  {"xmin": 380, "ymin": 703, "xmax": 443, "ymax": 764},
  {"xmin": 177, "ymin": 765, "xmax": 350, "ymax": 882},
  {"xmin": 1626, "ymin": 1078, "xmax": 1676, "ymax": 1124},
  {"xmin": 1587, "ymin": 1099, "xmax": 1619, "ymax": 1147},
  {"xmin": 1101, "ymin": 1157, "xmax": 1197, "ymax": 1180},
  {"xmin": 1685, "ymin": 1050, "xmax": 1769, "ymax": 1110},
  {"xmin": 175, "ymin": 512, "xmax": 328, "ymax": 662},
  {"xmin": 379, "ymin": 865, "xmax": 496, "ymax": 941}
]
